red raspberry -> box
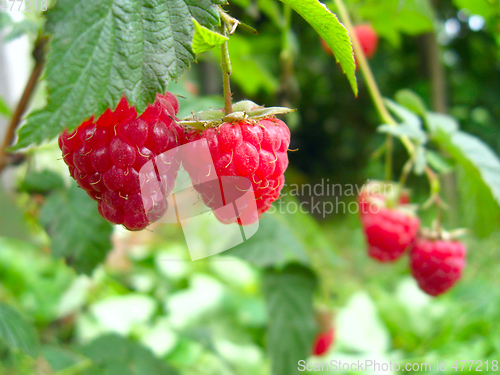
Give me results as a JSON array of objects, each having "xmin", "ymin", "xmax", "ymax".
[
  {"xmin": 58, "ymin": 93, "xmax": 182, "ymax": 231},
  {"xmin": 311, "ymin": 308, "xmax": 334, "ymax": 356},
  {"xmin": 320, "ymin": 24, "xmax": 378, "ymax": 60},
  {"xmin": 182, "ymin": 118, "xmax": 290, "ymax": 225},
  {"xmin": 312, "ymin": 327, "xmax": 335, "ymax": 356},
  {"xmin": 410, "ymin": 237, "xmax": 466, "ymax": 296},
  {"xmin": 360, "ymin": 200, "xmax": 420, "ymax": 262},
  {"xmin": 354, "ymin": 24, "xmax": 378, "ymax": 59}
]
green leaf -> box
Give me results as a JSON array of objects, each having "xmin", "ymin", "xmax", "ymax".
[
  {"xmin": 216, "ymin": 33, "xmax": 279, "ymax": 96},
  {"xmin": 263, "ymin": 264, "xmax": 317, "ymax": 375},
  {"xmin": 80, "ymin": 334, "xmax": 178, "ymax": 375},
  {"xmin": 426, "ymin": 150, "xmax": 454, "ymax": 173},
  {"xmin": 456, "ymin": 166, "xmax": 500, "ymax": 238},
  {"xmin": 39, "ymin": 184, "xmax": 113, "ymax": 274},
  {"xmin": 378, "ymin": 123, "xmax": 427, "ymax": 144},
  {"xmin": 20, "ymin": 169, "xmax": 65, "ymax": 195},
  {"xmin": 0, "ymin": 302, "xmax": 39, "ymax": 357},
  {"xmin": 0, "ymin": 189, "xmax": 31, "ymax": 241},
  {"xmin": 385, "ymin": 98, "xmax": 423, "ymax": 132},
  {"xmin": 192, "ymin": 18, "xmax": 228, "ymax": 54},
  {"xmin": 413, "ymin": 145, "xmax": 427, "ymax": 175},
  {"xmin": 356, "ymin": 0, "xmax": 435, "ymax": 46},
  {"xmin": 430, "ymin": 117, "xmax": 500, "ymax": 237},
  {"xmin": 0, "ymin": 95, "xmax": 11, "ymax": 117},
  {"xmin": 395, "ymin": 89, "xmax": 427, "ymax": 116},
  {"xmin": 226, "ymin": 214, "xmax": 309, "ymax": 267},
  {"xmin": 426, "ymin": 112, "xmax": 459, "ymax": 133},
  {"xmin": 279, "ymin": 0, "xmax": 357, "ymax": 96},
  {"xmin": 452, "ymin": 0, "xmax": 499, "ymax": 23},
  {"xmin": 14, "ymin": 0, "xmax": 224, "ymax": 150},
  {"xmin": 0, "ymin": 11, "xmax": 12, "ymax": 30}
]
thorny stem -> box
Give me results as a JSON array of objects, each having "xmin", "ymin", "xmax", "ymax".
[
  {"xmin": 0, "ymin": 35, "xmax": 47, "ymax": 174},
  {"xmin": 334, "ymin": 0, "xmax": 440, "ymax": 199},
  {"xmin": 220, "ymin": 18, "xmax": 233, "ymax": 115}
]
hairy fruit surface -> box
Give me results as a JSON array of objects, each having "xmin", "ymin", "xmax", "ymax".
[
  {"xmin": 410, "ymin": 237, "xmax": 466, "ymax": 296},
  {"xmin": 181, "ymin": 102, "xmax": 291, "ymax": 225},
  {"xmin": 58, "ymin": 93, "xmax": 182, "ymax": 231}
]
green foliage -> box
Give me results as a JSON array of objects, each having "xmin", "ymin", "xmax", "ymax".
[
  {"xmin": 0, "ymin": 95, "xmax": 11, "ymax": 117},
  {"xmin": 14, "ymin": 0, "xmax": 224, "ymax": 150},
  {"xmin": 347, "ymin": 0, "xmax": 435, "ymax": 46},
  {"xmin": 19, "ymin": 169, "xmax": 65, "ymax": 195},
  {"xmin": 263, "ymin": 264, "xmax": 317, "ymax": 375},
  {"xmin": 428, "ymin": 113, "xmax": 500, "ymax": 236},
  {"xmin": 452, "ymin": 0, "xmax": 500, "ymax": 23},
  {"xmin": 0, "ymin": 190, "xmax": 31, "ymax": 241},
  {"xmin": 39, "ymin": 184, "xmax": 113, "ymax": 274},
  {"xmin": 80, "ymin": 334, "xmax": 179, "ymax": 375},
  {"xmin": 192, "ymin": 18, "xmax": 228, "ymax": 54},
  {"xmin": 222, "ymin": 33, "xmax": 279, "ymax": 96},
  {"xmin": 280, "ymin": 0, "xmax": 357, "ymax": 96},
  {"xmin": 226, "ymin": 214, "xmax": 309, "ymax": 267},
  {"xmin": 0, "ymin": 303, "xmax": 39, "ymax": 357}
]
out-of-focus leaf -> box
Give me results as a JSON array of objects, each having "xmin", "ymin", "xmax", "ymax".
[
  {"xmin": 430, "ymin": 114, "xmax": 500, "ymax": 237},
  {"xmin": 43, "ymin": 346, "xmax": 84, "ymax": 372},
  {"xmin": 280, "ymin": 0, "xmax": 357, "ymax": 96},
  {"xmin": 378, "ymin": 123, "xmax": 427, "ymax": 144},
  {"xmin": 356, "ymin": 0, "xmax": 435, "ymax": 46},
  {"xmin": 4, "ymin": 18, "xmax": 40, "ymax": 42},
  {"xmin": 80, "ymin": 334, "xmax": 179, "ymax": 375},
  {"xmin": 39, "ymin": 184, "xmax": 113, "ymax": 274},
  {"xmin": 216, "ymin": 33, "xmax": 279, "ymax": 96},
  {"xmin": 426, "ymin": 112, "xmax": 459, "ymax": 133},
  {"xmin": 414, "ymin": 145, "xmax": 427, "ymax": 175},
  {"xmin": 263, "ymin": 264, "xmax": 317, "ymax": 375},
  {"xmin": 385, "ymin": 98, "xmax": 423, "ymax": 133},
  {"xmin": 395, "ymin": 89, "xmax": 427, "ymax": 116},
  {"xmin": 456, "ymin": 166, "xmax": 500, "ymax": 238},
  {"xmin": 226, "ymin": 214, "xmax": 309, "ymax": 267},
  {"xmin": 0, "ymin": 302, "xmax": 39, "ymax": 357},
  {"xmin": 426, "ymin": 150, "xmax": 454, "ymax": 173},
  {"xmin": 0, "ymin": 11, "xmax": 12, "ymax": 30},
  {"xmin": 20, "ymin": 169, "xmax": 65, "ymax": 195},
  {"xmin": 0, "ymin": 95, "xmax": 12, "ymax": 117},
  {"xmin": 0, "ymin": 189, "xmax": 31, "ymax": 241},
  {"xmin": 192, "ymin": 18, "xmax": 228, "ymax": 54},
  {"xmin": 452, "ymin": 0, "xmax": 499, "ymax": 23}
]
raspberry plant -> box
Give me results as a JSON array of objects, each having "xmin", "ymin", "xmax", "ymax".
[{"xmin": 0, "ymin": 0, "xmax": 499, "ymax": 374}]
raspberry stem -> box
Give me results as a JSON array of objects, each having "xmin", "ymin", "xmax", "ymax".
[
  {"xmin": 334, "ymin": 0, "xmax": 441, "ymax": 200},
  {"xmin": 0, "ymin": 35, "xmax": 47, "ymax": 173},
  {"xmin": 220, "ymin": 20, "xmax": 233, "ymax": 115}
]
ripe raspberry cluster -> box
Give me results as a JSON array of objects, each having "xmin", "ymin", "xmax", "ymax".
[
  {"xmin": 59, "ymin": 94, "xmax": 290, "ymax": 230},
  {"xmin": 58, "ymin": 93, "xmax": 183, "ymax": 231},
  {"xmin": 358, "ymin": 181, "xmax": 466, "ymax": 296}
]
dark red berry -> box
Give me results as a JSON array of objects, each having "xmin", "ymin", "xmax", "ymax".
[
  {"xmin": 312, "ymin": 328, "xmax": 335, "ymax": 356},
  {"xmin": 59, "ymin": 94, "xmax": 182, "ymax": 231},
  {"xmin": 183, "ymin": 117, "xmax": 290, "ymax": 225},
  {"xmin": 410, "ymin": 237, "xmax": 466, "ymax": 296}
]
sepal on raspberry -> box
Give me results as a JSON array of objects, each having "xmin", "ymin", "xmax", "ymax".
[
  {"xmin": 180, "ymin": 100, "xmax": 293, "ymax": 225},
  {"xmin": 358, "ymin": 181, "xmax": 419, "ymax": 262}
]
